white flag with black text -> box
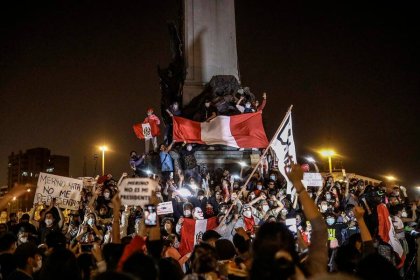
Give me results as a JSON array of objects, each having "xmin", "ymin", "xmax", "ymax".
[{"xmin": 270, "ymin": 110, "xmax": 297, "ymax": 197}]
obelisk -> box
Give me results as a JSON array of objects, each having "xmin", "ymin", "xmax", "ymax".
[{"xmin": 182, "ymin": 0, "xmax": 239, "ymax": 105}]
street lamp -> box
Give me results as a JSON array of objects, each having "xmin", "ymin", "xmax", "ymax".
[
  {"xmin": 385, "ymin": 175, "xmax": 397, "ymax": 182},
  {"xmin": 99, "ymin": 146, "xmax": 108, "ymax": 176},
  {"xmin": 238, "ymin": 161, "xmax": 247, "ymax": 178},
  {"xmin": 320, "ymin": 149, "xmax": 335, "ymax": 174}
]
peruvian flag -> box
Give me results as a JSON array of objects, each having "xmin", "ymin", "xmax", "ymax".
[
  {"xmin": 133, "ymin": 119, "xmax": 160, "ymax": 139},
  {"xmin": 377, "ymin": 203, "xmax": 405, "ymax": 268},
  {"xmin": 173, "ymin": 112, "xmax": 269, "ymax": 148},
  {"xmin": 178, "ymin": 217, "xmax": 218, "ymax": 256}
]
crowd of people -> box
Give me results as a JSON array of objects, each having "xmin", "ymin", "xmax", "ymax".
[{"xmin": 0, "ymin": 95, "xmax": 419, "ymax": 280}]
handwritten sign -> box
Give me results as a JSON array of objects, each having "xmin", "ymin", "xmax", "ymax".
[
  {"xmin": 118, "ymin": 178, "xmax": 157, "ymax": 207},
  {"xmin": 34, "ymin": 173, "xmax": 83, "ymax": 210},
  {"xmin": 302, "ymin": 173, "xmax": 323, "ymax": 187},
  {"xmin": 157, "ymin": 201, "xmax": 174, "ymax": 215}
]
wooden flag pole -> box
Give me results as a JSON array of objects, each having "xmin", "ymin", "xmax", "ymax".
[{"xmin": 240, "ymin": 105, "xmax": 294, "ymax": 191}]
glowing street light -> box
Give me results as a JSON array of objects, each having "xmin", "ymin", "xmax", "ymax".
[
  {"xmin": 238, "ymin": 161, "xmax": 247, "ymax": 178},
  {"xmin": 99, "ymin": 146, "xmax": 108, "ymax": 176},
  {"xmin": 385, "ymin": 175, "xmax": 397, "ymax": 182},
  {"xmin": 320, "ymin": 149, "xmax": 335, "ymax": 174}
]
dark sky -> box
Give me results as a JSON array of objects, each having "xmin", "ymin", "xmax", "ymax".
[{"xmin": 1, "ymin": 1, "xmax": 419, "ymax": 190}]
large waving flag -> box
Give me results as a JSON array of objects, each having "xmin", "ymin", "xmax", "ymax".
[
  {"xmin": 173, "ymin": 112, "xmax": 269, "ymax": 148},
  {"xmin": 377, "ymin": 203, "xmax": 405, "ymax": 268},
  {"xmin": 178, "ymin": 217, "xmax": 218, "ymax": 256},
  {"xmin": 270, "ymin": 108, "xmax": 297, "ymax": 197}
]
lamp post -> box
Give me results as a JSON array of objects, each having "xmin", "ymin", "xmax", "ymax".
[
  {"xmin": 320, "ymin": 149, "xmax": 335, "ymax": 174},
  {"xmin": 99, "ymin": 146, "xmax": 108, "ymax": 176}
]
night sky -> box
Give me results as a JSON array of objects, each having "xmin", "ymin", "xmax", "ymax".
[{"xmin": 1, "ymin": 1, "xmax": 419, "ymax": 192}]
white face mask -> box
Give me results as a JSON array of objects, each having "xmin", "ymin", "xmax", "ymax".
[
  {"xmin": 326, "ymin": 218, "xmax": 335, "ymax": 225},
  {"xmin": 321, "ymin": 205, "xmax": 328, "ymax": 212},
  {"xmin": 270, "ymin": 175, "xmax": 276, "ymax": 181},
  {"xmin": 173, "ymin": 239, "xmax": 180, "ymax": 249},
  {"xmin": 326, "ymin": 194, "xmax": 331, "ymax": 200},
  {"xmin": 19, "ymin": 236, "xmax": 28, "ymax": 243},
  {"xmin": 87, "ymin": 218, "xmax": 95, "ymax": 226},
  {"xmin": 257, "ymin": 185, "xmax": 263, "ymax": 190},
  {"xmin": 205, "ymin": 102, "xmax": 210, "ymax": 108},
  {"xmin": 262, "ymin": 205, "xmax": 270, "ymax": 212},
  {"xmin": 401, "ymin": 211, "xmax": 408, "ymax": 218},
  {"xmin": 281, "ymin": 209, "xmax": 288, "ymax": 216},
  {"xmin": 186, "ymin": 145, "xmax": 192, "ymax": 152},
  {"xmin": 243, "ymin": 210, "xmax": 252, "ymax": 218},
  {"xmin": 33, "ymin": 259, "xmax": 42, "ymax": 272},
  {"xmin": 147, "ymin": 112, "xmax": 153, "ymax": 116},
  {"xmin": 104, "ymin": 192, "xmax": 110, "ymax": 199},
  {"xmin": 250, "ymin": 193, "xmax": 255, "ymax": 200},
  {"xmin": 245, "ymin": 103, "xmax": 251, "ymax": 108},
  {"xmin": 45, "ymin": 219, "xmax": 53, "ymax": 226},
  {"xmin": 173, "ymin": 104, "xmax": 178, "ymax": 110},
  {"xmin": 184, "ymin": 210, "xmax": 192, "ymax": 217},
  {"xmin": 198, "ymin": 195, "xmax": 204, "ymax": 200},
  {"xmin": 164, "ymin": 224, "xmax": 172, "ymax": 231},
  {"xmin": 193, "ymin": 210, "xmax": 204, "ymax": 220}
]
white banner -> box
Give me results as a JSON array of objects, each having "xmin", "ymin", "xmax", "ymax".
[
  {"xmin": 34, "ymin": 173, "xmax": 83, "ymax": 210},
  {"xmin": 157, "ymin": 201, "xmax": 174, "ymax": 215},
  {"xmin": 303, "ymin": 173, "xmax": 323, "ymax": 187},
  {"xmin": 270, "ymin": 110, "xmax": 297, "ymax": 196},
  {"xmin": 118, "ymin": 178, "xmax": 157, "ymax": 207}
]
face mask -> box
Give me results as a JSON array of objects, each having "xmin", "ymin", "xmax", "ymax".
[
  {"xmin": 262, "ymin": 205, "xmax": 270, "ymax": 212},
  {"xmin": 205, "ymin": 208, "xmax": 214, "ymax": 216},
  {"xmin": 164, "ymin": 224, "xmax": 172, "ymax": 231},
  {"xmin": 245, "ymin": 103, "xmax": 251, "ymax": 108},
  {"xmin": 194, "ymin": 211, "xmax": 204, "ymax": 220},
  {"xmin": 270, "ymin": 175, "xmax": 276, "ymax": 181},
  {"xmin": 281, "ymin": 209, "xmax": 288, "ymax": 216},
  {"xmin": 184, "ymin": 210, "xmax": 192, "ymax": 217},
  {"xmin": 173, "ymin": 104, "xmax": 178, "ymax": 110},
  {"xmin": 104, "ymin": 192, "xmax": 110, "ymax": 199},
  {"xmin": 326, "ymin": 194, "xmax": 331, "ymax": 200},
  {"xmin": 321, "ymin": 205, "xmax": 328, "ymax": 212},
  {"xmin": 243, "ymin": 210, "xmax": 252, "ymax": 218},
  {"xmin": 45, "ymin": 219, "xmax": 53, "ymax": 226},
  {"xmin": 173, "ymin": 239, "xmax": 180, "ymax": 249},
  {"xmin": 257, "ymin": 185, "xmax": 262, "ymax": 190},
  {"xmin": 231, "ymin": 194, "xmax": 237, "ymax": 200},
  {"xmin": 401, "ymin": 211, "xmax": 408, "ymax": 218},
  {"xmin": 186, "ymin": 145, "xmax": 192, "ymax": 151},
  {"xmin": 147, "ymin": 112, "xmax": 152, "ymax": 116},
  {"xmin": 33, "ymin": 259, "xmax": 42, "ymax": 272},
  {"xmin": 19, "ymin": 236, "xmax": 28, "ymax": 243},
  {"xmin": 87, "ymin": 218, "xmax": 95, "ymax": 226},
  {"xmin": 326, "ymin": 218, "xmax": 335, "ymax": 225},
  {"xmin": 205, "ymin": 102, "xmax": 210, "ymax": 108},
  {"xmin": 198, "ymin": 195, "xmax": 204, "ymax": 200},
  {"xmin": 250, "ymin": 193, "xmax": 255, "ymax": 200}
]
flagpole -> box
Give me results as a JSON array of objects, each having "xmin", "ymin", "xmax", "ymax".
[{"xmin": 241, "ymin": 105, "xmax": 294, "ymax": 191}]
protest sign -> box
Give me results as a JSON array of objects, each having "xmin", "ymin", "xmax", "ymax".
[
  {"xmin": 302, "ymin": 172, "xmax": 323, "ymax": 187},
  {"xmin": 34, "ymin": 173, "xmax": 83, "ymax": 210},
  {"xmin": 119, "ymin": 177, "xmax": 157, "ymax": 207},
  {"xmin": 157, "ymin": 201, "xmax": 174, "ymax": 215}
]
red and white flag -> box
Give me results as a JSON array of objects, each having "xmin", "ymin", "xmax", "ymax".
[
  {"xmin": 178, "ymin": 217, "xmax": 218, "ymax": 256},
  {"xmin": 133, "ymin": 118, "xmax": 160, "ymax": 139},
  {"xmin": 173, "ymin": 112, "xmax": 269, "ymax": 148},
  {"xmin": 377, "ymin": 203, "xmax": 405, "ymax": 267}
]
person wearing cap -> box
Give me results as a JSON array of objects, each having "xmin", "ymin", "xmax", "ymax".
[
  {"xmin": 13, "ymin": 214, "xmax": 37, "ymax": 239},
  {"xmin": 143, "ymin": 107, "xmax": 161, "ymax": 153}
]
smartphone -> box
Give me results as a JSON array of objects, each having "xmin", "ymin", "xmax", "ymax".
[
  {"xmin": 81, "ymin": 244, "xmax": 93, "ymax": 252},
  {"xmin": 144, "ymin": 204, "xmax": 157, "ymax": 227},
  {"xmin": 286, "ymin": 218, "xmax": 297, "ymax": 234}
]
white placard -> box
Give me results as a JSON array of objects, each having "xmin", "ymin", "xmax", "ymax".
[
  {"xmin": 34, "ymin": 173, "xmax": 83, "ymax": 210},
  {"xmin": 157, "ymin": 201, "xmax": 174, "ymax": 215},
  {"xmin": 118, "ymin": 178, "xmax": 157, "ymax": 207},
  {"xmin": 142, "ymin": 123, "xmax": 152, "ymax": 139},
  {"xmin": 303, "ymin": 172, "xmax": 323, "ymax": 187}
]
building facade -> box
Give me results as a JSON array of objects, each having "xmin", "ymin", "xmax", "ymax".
[{"xmin": 6, "ymin": 147, "xmax": 69, "ymax": 211}]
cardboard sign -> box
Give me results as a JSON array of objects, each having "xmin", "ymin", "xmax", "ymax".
[
  {"xmin": 118, "ymin": 178, "xmax": 157, "ymax": 207},
  {"xmin": 34, "ymin": 173, "xmax": 83, "ymax": 210},
  {"xmin": 142, "ymin": 123, "xmax": 152, "ymax": 139},
  {"xmin": 157, "ymin": 201, "xmax": 174, "ymax": 215},
  {"xmin": 302, "ymin": 172, "xmax": 323, "ymax": 187}
]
